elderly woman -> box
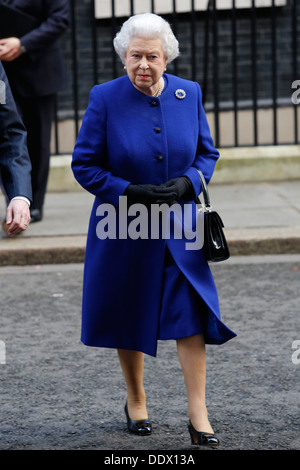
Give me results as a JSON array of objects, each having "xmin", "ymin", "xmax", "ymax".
[{"xmin": 72, "ymin": 13, "xmax": 236, "ymax": 447}]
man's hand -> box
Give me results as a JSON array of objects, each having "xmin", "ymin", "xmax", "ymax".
[
  {"xmin": 5, "ymin": 199, "xmax": 31, "ymax": 235},
  {"xmin": 0, "ymin": 37, "xmax": 22, "ymax": 62}
]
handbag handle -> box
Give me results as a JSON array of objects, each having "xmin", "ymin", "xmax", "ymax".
[{"xmin": 195, "ymin": 169, "xmax": 212, "ymax": 211}]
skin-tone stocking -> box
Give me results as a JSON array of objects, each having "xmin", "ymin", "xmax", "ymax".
[
  {"xmin": 117, "ymin": 348, "xmax": 148, "ymax": 421},
  {"xmin": 176, "ymin": 334, "xmax": 214, "ymax": 434},
  {"xmin": 118, "ymin": 334, "xmax": 214, "ymax": 432}
]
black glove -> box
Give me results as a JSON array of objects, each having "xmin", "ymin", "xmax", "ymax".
[
  {"xmin": 124, "ymin": 184, "xmax": 177, "ymax": 206},
  {"xmin": 158, "ymin": 176, "xmax": 195, "ymax": 202}
]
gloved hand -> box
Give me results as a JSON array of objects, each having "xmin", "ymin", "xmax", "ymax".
[
  {"xmin": 158, "ymin": 176, "xmax": 195, "ymax": 202},
  {"xmin": 124, "ymin": 183, "xmax": 177, "ymax": 206}
]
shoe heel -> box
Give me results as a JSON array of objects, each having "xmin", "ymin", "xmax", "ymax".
[
  {"xmin": 188, "ymin": 420, "xmax": 220, "ymax": 447},
  {"xmin": 125, "ymin": 402, "xmax": 152, "ymax": 436},
  {"xmin": 188, "ymin": 423, "xmax": 196, "ymax": 445}
]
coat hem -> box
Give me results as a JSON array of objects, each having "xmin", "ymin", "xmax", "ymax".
[
  {"xmin": 81, "ymin": 338, "xmax": 158, "ymax": 357},
  {"xmin": 81, "ymin": 329, "xmax": 236, "ymax": 358}
]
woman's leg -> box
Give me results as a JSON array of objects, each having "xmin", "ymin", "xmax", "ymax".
[
  {"xmin": 117, "ymin": 349, "xmax": 148, "ymax": 421},
  {"xmin": 176, "ymin": 334, "xmax": 214, "ymax": 433}
]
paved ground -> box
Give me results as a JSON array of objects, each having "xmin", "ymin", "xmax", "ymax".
[
  {"xmin": 0, "ymin": 255, "xmax": 299, "ymax": 452},
  {"xmin": 0, "ymin": 180, "xmax": 299, "ymax": 454}
]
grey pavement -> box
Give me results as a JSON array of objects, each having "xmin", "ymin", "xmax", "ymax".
[
  {"xmin": 1, "ymin": 180, "xmax": 300, "ymax": 265},
  {"xmin": 0, "ymin": 181, "xmax": 299, "ymax": 453},
  {"xmin": 0, "ymin": 256, "xmax": 299, "ymax": 451}
]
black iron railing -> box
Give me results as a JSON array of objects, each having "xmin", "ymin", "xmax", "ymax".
[{"xmin": 53, "ymin": 0, "xmax": 299, "ymax": 153}]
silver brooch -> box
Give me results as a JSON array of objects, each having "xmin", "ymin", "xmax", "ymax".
[{"xmin": 175, "ymin": 89, "xmax": 186, "ymax": 100}]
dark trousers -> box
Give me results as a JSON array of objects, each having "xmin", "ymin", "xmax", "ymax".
[{"xmin": 13, "ymin": 91, "xmax": 56, "ymax": 211}]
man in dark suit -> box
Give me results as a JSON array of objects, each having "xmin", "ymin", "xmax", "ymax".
[
  {"xmin": 0, "ymin": 61, "xmax": 31, "ymax": 235},
  {"xmin": 0, "ymin": 0, "xmax": 70, "ymax": 222}
]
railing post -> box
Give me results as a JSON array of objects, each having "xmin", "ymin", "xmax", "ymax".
[
  {"xmin": 202, "ymin": 0, "xmax": 211, "ymax": 106},
  {"xmin": 111, "ymin": 0, "xmax": 117, "ymax": 78},
  {"xmin": 91, "ymin": 0, "xmax": 99, "ymax": 85},
  {"xmin": 172, "ymin": 0, "xmax": 178, "ymax": 77},
  {"xmin": 70, "ymin": 0, "xmax": 79, "ymax": 139},
  {"xmin": 291, "ymin": 0, "xmax": 298, "ymax": 144},
  {"xmin": 212, "ymin": 0, "xmax": 220, "ymax": 148},
  {"xmin": 231, "ymin": 0, "xmax": 238, "ymax": 147},
  {"xmin": 251, "ymin": 0, "xmax": 258, "ymax": 146},
  {"xmin": 190, "ymin": 0, "xmax": 196, "ymax": 82},
  {"xmin": 271, "ymin": 0, "xmax": 278, "ymax": 145}
]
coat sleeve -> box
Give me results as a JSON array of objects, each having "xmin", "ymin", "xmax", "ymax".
[
  {"xmin": 71, "ymin": 85, "xmax": 131, "ymax": 206},
  {"xmin": 20, "ymin": 0, "xmax": 70, "ymax": 62},
  {"xmin": 183, "ymin": 82, "xmax": 219, "ymax": 198},
  {"xmin": 0, "ymin": 63, "xmax": 32, "ymax": 202}
]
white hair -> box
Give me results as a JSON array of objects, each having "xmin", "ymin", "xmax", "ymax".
[{"xmin": 113, "ymin": 13, "xmax": 180, "ymax": 64}]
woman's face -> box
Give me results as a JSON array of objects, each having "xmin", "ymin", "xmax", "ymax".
[{"xmin": 125, "ymin": 37, "xmax": 168, "ymax": 96}]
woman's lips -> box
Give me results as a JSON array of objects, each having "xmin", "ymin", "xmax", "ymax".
[{"xmin": 138, "ymin": 74, "xmax": 151, "ymax": 79}]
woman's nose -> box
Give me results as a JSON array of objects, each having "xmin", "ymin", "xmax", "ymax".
[{"xmin": 139, "ymin": 57, "xmax": 149, "ymax": 69}]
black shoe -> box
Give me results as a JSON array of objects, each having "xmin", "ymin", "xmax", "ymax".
[
  {"xmin": 188, "ymin": 420, "xmax": 220, "ymax": 447},
  {"xmin": 124, "ymin": 402, "xmax": 152, "ymax": 435},
  {"xmin": 30, "ymin": 209, "xmax": 43, "ymax": 223}
]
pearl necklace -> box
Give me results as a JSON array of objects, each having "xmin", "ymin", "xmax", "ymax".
[{"xmin": 153, "ymin": 79, "xmax": 164, "ymax": 97}]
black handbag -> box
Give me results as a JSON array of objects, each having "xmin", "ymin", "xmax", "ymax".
[{"xmin": 195, "ymin": 170, "xmax": 230, "ymax": 262}]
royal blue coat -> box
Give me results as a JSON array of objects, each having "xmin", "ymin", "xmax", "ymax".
[{"xmin": 72, "ymin": 73, "xmax": 236, "ymax": 357}]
